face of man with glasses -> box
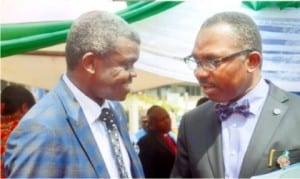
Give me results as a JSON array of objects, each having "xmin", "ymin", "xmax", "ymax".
[{"xmin": 185, "ymin": 23, "xmax": 262, "ymax": 103}]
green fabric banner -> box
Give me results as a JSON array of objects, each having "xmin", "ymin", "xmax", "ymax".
[
  {"xmin": 2, "ymin": 1, "xmax": 299, "ymax": 58},
  {"xmin": 0, "ymin": 1, "xmax": 182, "ymax": 58},
  {"xmin": 243, "ymin": 1, "xmax": 300, "ymax": 10}
]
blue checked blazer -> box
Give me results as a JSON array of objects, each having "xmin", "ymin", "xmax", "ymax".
[{"xmin": 4, "ymin": 79, "xmax": 144, "ymax": 178}]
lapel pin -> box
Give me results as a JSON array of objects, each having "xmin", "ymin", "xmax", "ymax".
[
  {"xmin": 277, "ymin": 150, "xmax": 290, "ymax": 169},
  {"xmin": 273, "ymin": 108, "xmax": 281, "ymax": 115}
]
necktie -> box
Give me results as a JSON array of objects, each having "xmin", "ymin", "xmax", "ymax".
[
  {"xmin": 215, "ymin": 99, "xmax": 252, "ymax": 121},
  {"xmin": 100, "ymin": 108, "xmax": 128, "ymax": 178}
]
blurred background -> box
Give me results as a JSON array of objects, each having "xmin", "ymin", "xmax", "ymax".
[{"xmin": 1, "ymin": 0, "xmax": 300, "ymax": 135}]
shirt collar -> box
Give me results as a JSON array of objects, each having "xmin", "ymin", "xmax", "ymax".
[
  {"xmin": 62, "ymin": 74, "xmax": 109, "ymax": 125},
  {"xmin": 237, "ymin": 78, "xmax": 269, "ymax": 115}
]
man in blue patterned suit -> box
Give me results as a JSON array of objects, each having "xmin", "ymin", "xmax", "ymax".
[{"xmin": 4, "ymin": 10, "xmax": 144, "ymax": 178}]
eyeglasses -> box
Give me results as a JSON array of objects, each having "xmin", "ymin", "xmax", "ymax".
[{"xmin": 184, "ymin": 48, "xmax": 256, "ymax": 71}]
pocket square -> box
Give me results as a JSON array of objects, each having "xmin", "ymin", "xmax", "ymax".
[
  {"xmin": 268, "ymin": 148, "xmax": 300, "ymax": 168},
  {"xmin": 251, "ymin": 162, "xmax": 300, "ymax": 179}
]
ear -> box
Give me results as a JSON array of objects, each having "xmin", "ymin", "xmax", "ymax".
[
  {"xmin": 81, "ymin": 52, "xmax": 98, "ymax": 74},
  {"xmin": 1, "ymin": 102, "xmax": 5, "ymax": 114},
  {"xmin": 246, "ymin": 51, "xmax": 261, "ymax": 72},
  {"xmin": 20, "ymin": 103, "xmax": 30, "ymax": 113}
]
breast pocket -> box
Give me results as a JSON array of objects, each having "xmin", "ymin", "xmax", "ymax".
[{"xmin": 273, "ymin": 148, "xmax": 300, "ymax": 169}]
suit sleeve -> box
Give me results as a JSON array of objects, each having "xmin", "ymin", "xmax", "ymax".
[
  {"xmin": 171, "ymin": 115, "xmax": 192, "ymax": 177},
  {"xmin": 4, "ymin": 120, "xmax": 66, "ymax": 178}
]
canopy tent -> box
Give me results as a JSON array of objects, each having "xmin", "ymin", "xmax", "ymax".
[
  {"xmin": 1, "ymin": 1, "xmax": 300, "ymax": 93},
  {"xmin": 1, "ymin": 52, "xmax": 183, "ymax": 91},
  {"xmin": 1, "ymin": 0, "xmax": 185, "ymax": 91}
]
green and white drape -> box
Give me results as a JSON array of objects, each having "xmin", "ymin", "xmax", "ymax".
[
  {"xmin": 1, "ymin": 1, "xmax": 181, "ymax": 58},
  {"xmin": 2, "ymin": 1, "xmax": 299, "ymax": 58},
  {"xmin": 1, "ymin": 1, "xmax": 300, "ymax": 93}
]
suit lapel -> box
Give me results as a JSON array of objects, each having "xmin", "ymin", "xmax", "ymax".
[
  {"xmin": 207, "ymin": 107, "xmax": 225, "ymax": 178},
  {"xmin": 108, "ymin": 101, "xmax": 144, "ymax": 178},
  {"xmin": 54, "ymin": 79, "xmax": 109, "ymax": 178},
  {"xmin": 239, "ymin": 83, "xmax": 288, "ymax": 177},
  {"xmin": 68, "ymin": 113, "xmax": 109, "ymax": 178}
]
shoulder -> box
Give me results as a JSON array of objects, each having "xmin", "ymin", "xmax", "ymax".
[
  {"xmin": 135, "ymin": 129, "xmax": 146, "ymax": 139},
  {"xmin": 268, "ymin": 81, "xmax": 300, "ymax": 105},
  {"xmin": 138, "ymin": 132, "xmax": 156, "ymax": 144},
  {"xmin": 178, "ymin": 101, "xmax": 219, "ymax": 137},
  {"xmin": 183, "ymin": 100, "xmax": 215, "ymax": 122},
  {"xmin": 265, "ymin": 82, "xmax": 300, "ymax": 121},
  {"xmin": 14, "ymin": 81, "xmax": 76, "ymax": 135},
  {"xmin": 20, "ymin": 92, "xmax": 67, "ymax": 128}
]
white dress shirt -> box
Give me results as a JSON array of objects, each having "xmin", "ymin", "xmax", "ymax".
[
  {"xmin": 221, "ymin": 78, "xmax": 269, "ymax": 179},
  {"xmin": 63, "ymin": 74, "xmax": 132, "ymax": 178}
]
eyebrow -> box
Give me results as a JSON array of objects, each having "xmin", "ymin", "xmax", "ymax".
[
  {"xmin": 126, "ymin": 58, "xmax": 138, "ymax": 66},
  {"xmin": 189, "ymin": 54, "xmax": 215, "ymax": 62}
]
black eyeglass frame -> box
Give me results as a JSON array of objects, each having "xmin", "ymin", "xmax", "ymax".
[{"xmin": 183, "ymin": 48, "xmax": 257, "ymax": 71}]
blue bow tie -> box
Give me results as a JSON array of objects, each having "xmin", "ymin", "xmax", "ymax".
[{"xmin": 215, "ymin": 100, "xmax": 252, "ymax": 121}]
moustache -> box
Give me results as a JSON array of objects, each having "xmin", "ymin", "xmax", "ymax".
[
  {"xmin": 199, "ymin": 79, "xmax": 215, "ymax": 87},
  {"xmin": 199, "ymin": 78, "xmax": 208, "ymax": 84}
]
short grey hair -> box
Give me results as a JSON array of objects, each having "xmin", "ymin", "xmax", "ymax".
[
  {"xmin": 65, "ymin": 10, "xmax": 140, "ymax": 70},
  {"xmin": 200, "ymin": 11, "xmax": 262, "ymax": 53}
]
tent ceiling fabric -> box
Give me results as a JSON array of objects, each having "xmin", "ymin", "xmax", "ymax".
[
  {"xmin": 0, "ymin": 0, "xmax": 127, "ymax": 24},
  {"xmin": 131, "ymin": 1, "xmax": 300, "ymax": 92},
  {"xmin": 0, "ymin": 1, "xmax": 181, "ymax": 58},
  {"xmin": 1, "ymin": 54, "xmax": 182, "ymax": 92},
  {"xmin": 1, "ymin": 1, "xmax": 300, "ymax": 92}
]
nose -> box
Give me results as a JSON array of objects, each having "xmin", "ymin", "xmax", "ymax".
[
  {"xmin": 129, "ymin": 70, "xmax": 137, "ymax": 78},
  {"xmin": 194, "ymin": 67, "xmax": 209, "ymax": 78}
]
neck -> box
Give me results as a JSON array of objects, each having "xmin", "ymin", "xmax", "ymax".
[
  {"xmin": 1, "ymin": 111, "xmax": 24, "ymax": 123},
  {"xmin": 230, "ymin": 75, "xmax": 261, "ymax": 103}
]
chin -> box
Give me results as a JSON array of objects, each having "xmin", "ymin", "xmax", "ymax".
[
  {"xmin": 118, "ymin": 95, "xmax": 127, "ymax": 101},
  {"xmin": 116, "ymin": 92, "xmax": 129, "ymax": 101},
  {"xmin": 110, "ymin": 96, "xmax": 125, "ymax": 101}
]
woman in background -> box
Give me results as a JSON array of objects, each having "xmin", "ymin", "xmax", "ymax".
[{"xmin": 1, "ymin": 85, "xmax": 35, "ymax": 178}]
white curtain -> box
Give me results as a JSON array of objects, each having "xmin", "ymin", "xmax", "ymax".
[
  {"xmin": 132, "ymin": 1, "xmax": 300, "ymax": 92},
  {"xmin": 1, "ymin": 0, "xmax": 300, "ymax": 92}
]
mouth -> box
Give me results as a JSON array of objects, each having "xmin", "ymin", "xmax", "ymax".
[
  {"xmin": 201, "ymin": 83, "xmax": 216, "ymax": 93},
  {"xmin": 123, "ymin": 82, "xmax": 132, "ymax": 91},
  {"xmin": 201, "ymin": 82, "xmax": 214, "ymax": 88}
]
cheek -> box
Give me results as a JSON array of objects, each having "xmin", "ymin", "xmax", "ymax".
[
  {"xmin": 215, "ymin": 65, "xmax": 247, "ymax": 97},
  {"xmin": 108, "ymin": 68, "xmax": 130, "ymax": 82},
  {"xmin": 114, "ymin": 72, "xmax": 131, "ymax": 84},
  {"xmin": 91, "ymin": 68, "xmax": 131, "ymax": 100},
  {"xmin": 104, "ymin": 72, "xmax": 131, "ymax": 98},
  {"xmin": 100, "ymin": 69, "xmax": 127, "ymax": 86}
]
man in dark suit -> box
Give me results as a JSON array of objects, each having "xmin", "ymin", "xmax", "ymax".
[
  {"xmin": 171, "ymin": 11, "xmax": 300, "ymax": 178},
  {"xmin": 138, "ymin": 105, "xmax": 177, "ymax": 178},
  {"xmin": 4, "ymin": 11, "xmax": 144, "ymax": 178}
]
